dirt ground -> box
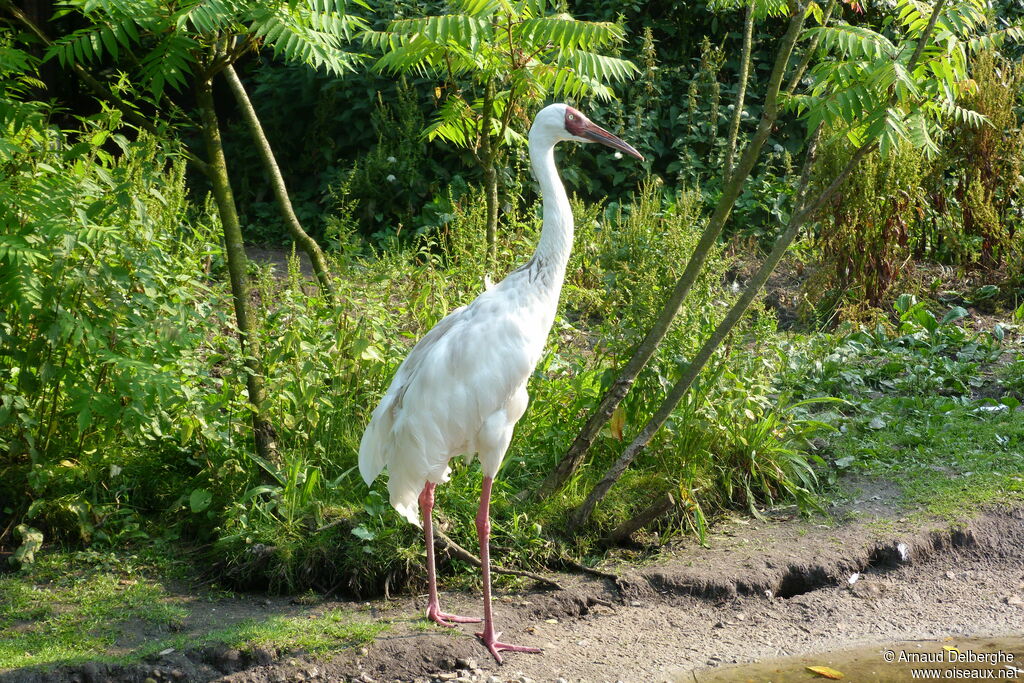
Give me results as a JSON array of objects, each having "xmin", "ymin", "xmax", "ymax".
[{"xmin": 4, "ymin": 476, "xmax": 1023, "ymax": 683}]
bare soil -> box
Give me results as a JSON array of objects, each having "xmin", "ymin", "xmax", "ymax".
[{"xmin": 4, "ymin": 476, "xmax": 1023, "ymax": 683}]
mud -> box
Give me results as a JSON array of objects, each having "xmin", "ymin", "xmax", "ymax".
[{"xmin": 3, "ymin": 488, "xmax": 1022, "ymax": 683}]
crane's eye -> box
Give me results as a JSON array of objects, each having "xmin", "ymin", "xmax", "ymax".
[{"xmin": 567, "ymin": 114, "xmax": 575, "ymax": 121}]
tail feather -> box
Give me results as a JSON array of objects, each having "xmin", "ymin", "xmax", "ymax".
[{"xmin": 358, "ymin": 400, "xmax": 390, "ymax": 487}]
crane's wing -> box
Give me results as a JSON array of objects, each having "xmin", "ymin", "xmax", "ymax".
[
  {"xmin": 358, "ymin": 304, "xmax": 468, "ymax": 488},
  {"xmin": 358, "ymin": 290, "xmax": 537, "ymax": 525}
]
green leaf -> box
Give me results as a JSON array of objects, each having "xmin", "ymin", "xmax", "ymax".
[
  {"xmin": 189, "ymin": 488, "xmax": 213, "ymax": 513},
  {"xmin": 941, "ymin": 306, "xmax": 968, "ymax": 325}
]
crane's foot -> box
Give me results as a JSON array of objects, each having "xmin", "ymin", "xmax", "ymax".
[
  {"xmin": 427, "ymin": 605, "xmax": 481, "ymax": 628},
  {"xmin": 475, "ymin": 630, "xmax": 542, "ymax": 664}
]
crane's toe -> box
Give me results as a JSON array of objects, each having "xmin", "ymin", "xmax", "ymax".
[
  {"xmin": 427, "ymin": 607, "xmax": 482, "ymax": 627},
  {"xmin": 475, "ymin": 631, "xmax": 542, "ymax": 664}
]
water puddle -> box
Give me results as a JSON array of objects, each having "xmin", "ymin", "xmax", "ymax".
[{"xmin": 687, "ymin": 635, "xmax": 1024, "ymax": 682}]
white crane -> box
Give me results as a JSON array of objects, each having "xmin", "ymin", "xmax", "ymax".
[{"xmin": 359, "ymin": 103, "xmax": 642, "ymax": 663}]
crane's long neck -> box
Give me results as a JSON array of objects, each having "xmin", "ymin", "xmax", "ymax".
[{"xmin": 529, "ymin": 135, "xmax": 574, "ymax": 287}]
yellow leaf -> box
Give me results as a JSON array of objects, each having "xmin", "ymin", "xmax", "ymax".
[
  {"xmin": 434, "ymin": 86, "xmax": 442, "ymax": 99},
  {"xmin": 609, "ymin": 405, "xmax": 625, "ymax": 441},
  {"xmin": 806, "ymin": 666, "xmax": 845, "ymax": 679}
]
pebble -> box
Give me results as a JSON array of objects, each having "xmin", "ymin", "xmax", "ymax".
[
  {"xmin": 358, "ymin": 647, "xmax": 369, "ymax": 657},
  {"xmin": 946, "ymin": 571, "xmax": 956, "ymax": 580},
  {"xmin": 1005, "ymin": 594, "xmax": 1023, "ymax": 607},
  {"xmin": 455, "ymin": 658, "xmax": 477, "ymax": 669},
  {"xmin": 486, "ymin": 676, "xmax": 501, "ymax": 683},
  {"xmin": 630, "ymin": 600, "xmax": 643, "ymax": 607},
  {"xmin": 556, "ymin": 679, "xmax": 569, "ymax": 683}
]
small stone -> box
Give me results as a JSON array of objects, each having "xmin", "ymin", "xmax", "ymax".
[
  {"xmin": 946, "ymin": 571, "xmax": 956, "ymax": 580},
  {"xmin": 518, "ymin": 677, "xmax": 534, "ymax": 683},
  {"xmin": 544, "ymin": 618, "xmax": 559, "ymax": 624},
  {"xmin": 455, "ymin": 658, "xmax": 477, "ymax": 669},
  {"xmin": 713, "ymin": 621, "xmax": 726, "ymax": 629},
  {"xmin": 1005, "ymin": 595, "xmax": 1023, "ymax": 607},
  {"xmin": 630, "ymin": 600, "xmax": 642, "ymax": 607},
  {"xmin": 170, "ymin": 671, "xmax": 184, "ymax": 680},
  {"xmin": 556, "ymin": 679, "xmax": 569, "ymax": 683},
  {"xmin": 437, "ymin": 674, "xmax": 457, "ymax": 681},
  {"xmin": 358, "ymin": 674, "xmax": 376, "ymax": 683},
  {"xmin": 487, "ymin": 677, "xmax": 501, "ymax": 683},
  {"xmin": 735, "ymin": 613, "xmax": 747, "ymax": 621},
  {"xmin": 359, "ymin": 647, "xmax": 369, "ymax": 657},
  {"xmin": 144, "ymin": 679, "xmax": 158, "ymax": 683}
]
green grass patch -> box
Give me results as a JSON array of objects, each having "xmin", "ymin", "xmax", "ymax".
[
  {"xmin": 184, "ymin": 609, "xmax": 387, "ymax": 656},
  {"xmin": 0, "ymin": 550, "xmax": 386, "ymax": 671},
  {"xmin": 832, "ymin": 402, "xmax": 1024, "ymax": 519}
]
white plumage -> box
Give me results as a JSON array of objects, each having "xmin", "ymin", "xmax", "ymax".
[{"xmin": 358, "ymin": 102, "xmax": 642, "ymax": 663}]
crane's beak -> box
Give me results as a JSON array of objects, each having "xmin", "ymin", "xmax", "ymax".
[{"xmin": 579, "ymin": 121, "xmax": 644, "ymax": 161}]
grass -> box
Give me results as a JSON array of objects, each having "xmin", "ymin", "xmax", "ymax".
[
  {"xmin": 0, "ymin": 549, "xmax": 386, "ymax": 671},
  {"xmin": 832, "ymin": 401, "xmax": 1024, "ymax": 520},
  {"xmin": 786, "ymin": 294, "xmax": 1024, "ymax": 520}
]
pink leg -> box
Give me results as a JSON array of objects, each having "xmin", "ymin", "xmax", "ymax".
[
  {"xmin": 474, "ymin": 476, "xmax": 542, "ymax": 664},
  {"xmin": 420, "ymin": 483, "xmax": 481, "ymax": 627}
]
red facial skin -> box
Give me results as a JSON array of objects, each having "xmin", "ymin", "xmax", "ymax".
[
  {"xmin": 563, "ymin": 105, "xmax": 589, "ymax": 137},
  {"xmin": 562, "ymin": 105, "xmax": 645, "ymax": 161}
]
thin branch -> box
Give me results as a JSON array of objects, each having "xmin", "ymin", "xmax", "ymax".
[
  {"xmin": 568, "ymin": 134, "xmax": 873, "ymax": 531},
  {"xmin": 433, "ymin": 526, "xmax": 563, "ymax": 590},
  {"xmin": 785, "ymin": 0, "xmax": 838, "ymax": 95}
]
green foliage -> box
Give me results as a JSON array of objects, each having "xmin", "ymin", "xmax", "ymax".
[
  {"xmin": 945, "ymin": 50, "xmax": 1024, "ymax": 268},
  {"xmin": 365, "ymin": 0, "xmax": 636, "ymax": 153},
  {"xmin": 806, "ymin": 138, "xmax": 930, "ymax": 313},
  {"xmin": 785, "ymin": 295, "xmax": 1024, "ymax": 518},
  {"xmin": 792, "ymin": 0, "xmax": 1023, "ymax": 157},
  {"xmin": 0, "ymin": 104, "xmax": 234, "ymax": 546},
  {"xmin": 46, "ymin": 0, "xmax": 368, "ymax": 98}
]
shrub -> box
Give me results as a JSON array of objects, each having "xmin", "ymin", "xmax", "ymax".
[{"xmin": 0, "ymin": 111, "xmax": 233, "ymax": 546}]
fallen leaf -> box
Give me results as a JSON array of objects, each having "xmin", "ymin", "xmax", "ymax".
[
  {"xmin": 609, "ymin": 406, "xmax": 626, "ymax": 441},
  {"xmin": 806, "ymin": 665, "xmax": 844, "ymax": 679}
]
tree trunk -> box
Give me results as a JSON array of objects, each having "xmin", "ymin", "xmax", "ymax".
[
  {"xmin": 480, "ymin": 78, "xmax": 499, "ymax": 271},
  {"xmin": 723, "ymin": 2, "xmax": 755, "ymax": 182},
  {"xmin": 536, "ymin": 1, "xmax": 811, "ymax": 500},
  {"xmin": 602, "ymin": 492, "xmax": 675, "ymax": 546},
  {"xmin": 195, "ymin": 75, "xmax": 279, "ymax": 465},
  {"xmin": 568, "ymin": 134, "xmax": 876, "ymax": 532},
  {"xmin": 222, "ymin": 64, "xmax": 338, "ymax": 304}
]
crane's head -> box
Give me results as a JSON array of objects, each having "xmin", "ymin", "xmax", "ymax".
[{"xmin": 531, "ymin": 103, "xmax": 644, "ymax": 161}]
